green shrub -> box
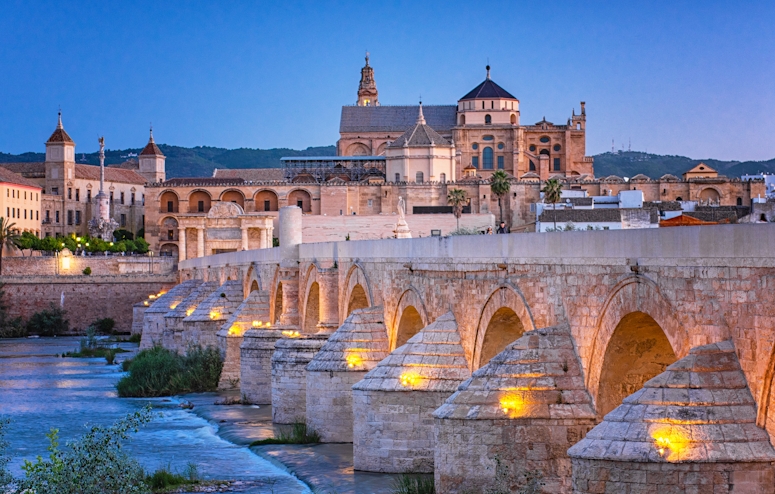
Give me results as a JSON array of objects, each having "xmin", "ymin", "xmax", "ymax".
[
  {"xmin": 19, "ymin": 407, "xmax": 153, "ymax": 494},
  {"xmin": 0, "ymin": 418, "xmax": 12, "ymax": 490},
  {"xmin": 93, "ymin": 317, "xmax": 116, "ymax": 334},
  {"xmin": 146, "ymin": 466, "xmax": 186, "ymax": 489},
  {"xmin": 121, "ymin": 358, "xmax": 134, "ymax": 372},
  {"xmin": 83, "ymin": 266, "xmax": 92, "ymax": 275},
  {"xmin": 391, "ymin": 474, "xmax": 435, "ymax": 494},
  {"xmin": 26, "ymin": 305, "xmax": 69, "ymax": 336},
  {"xmin": 250, "ymin": 421, "xmax": 320, "ymax": 446},
  {"xmin": 0, "ymin": 282, "xmax": 25, "ymax": 338},
  {"xmin": 116, "ymin": 346, "xmax": 223, "ymax": 397},
  {"xmin": 128, "ymin": 333, "xmax": 142, "ymax": 343}
]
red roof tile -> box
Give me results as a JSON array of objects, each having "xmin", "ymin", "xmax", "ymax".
[
  {"xmin": 0, "ymin": 166, "xmax": 43, "ymax": 189},
  {"xmin": 75, "ymin": 164, "xmax": 147, "ymax": 184}
]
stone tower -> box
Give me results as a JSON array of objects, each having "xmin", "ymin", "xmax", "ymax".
[
  {"xmin": 356, "ymin": 53, "xmax": 378, "ymax": 107},
  {"xmin": 44, "ymin": 111, "xmax": 76, "ymax": 195},
  {"xmin": 138, "ymin": 128, "xmax": 166, "ymax": 183}
]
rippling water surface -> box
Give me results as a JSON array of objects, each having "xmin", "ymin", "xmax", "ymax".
[{"xmin": 0, "ymin": 337, "xmax": 309, "ymax": 493}]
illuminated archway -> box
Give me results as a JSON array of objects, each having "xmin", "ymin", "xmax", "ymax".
[
  {"xmin": 395, "ymin": 306, "xmax": 424, "ymax": 348},
  {"xmin": 273, "ymin": 283, "xmax": 283, "ymax": 324},
  {"xmin": 220, "ymin": 189, "xmax": 245, "ymax": 208},
  {"xmin": 347, "ymin": 284, "xmax": 369, "ymax": 316},
  {"xmin": 473, "ymin": 285, "xmax": 535, "ymax": 370},
  {"xmin": 479, "ymin": 307, "xmax": 524, "ymax": 367},
  {"xmin": 597, "ymin": 312, "xmax": 676, "ymax": 418},
  {"xmin": 390, "ymin": 287, "xmax": 429, "ymax": 350},
  {"xmin": 254, "ymin": 190, "xmax": 279, "ymax": 212},
  {"xmin": 341, "ymin": 264, "xmax": 374, "ymax": 323},
  {"xmin": 304, "ymin": 282, "xmax": 320, "ymax": 333}
]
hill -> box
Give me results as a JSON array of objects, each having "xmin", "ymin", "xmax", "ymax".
[
  {"xmin": 0, "ymin": 145, "xmax": 337, "ymax": 178},
  {"xmin": 2, "ymin": 145, "xmax": 774, "ymax": 180}
]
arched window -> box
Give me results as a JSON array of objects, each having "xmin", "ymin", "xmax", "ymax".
[
  {"xmin": 415, "ymin": 171, "xmax": 424, "ymax": 183},
  {"xmin": 459, "ymin": 115, "xmax": 465, "ymax": 125},
  {"xmin": 736, "ymin": 197, "xmax": 743, "ymax": 206},
  {"xmin": 440, "ymin": 173, "xmax": 446, "ymax": 183},
  {"xmin": 484, "ymin": 114, "xmax": 492, "ymax": 125},
  {"xmin": 539, "ymin": 149, "xmax": 550, "ymax": 156},
  {"xmin": 676, "ymin": 196, "xmax": 683, "ymax": 201},
  {"xmin": 529, "ymin": 160, "xmax": 536, "ymax": 171},
  {"xmin": 483, "ymin": 147, "xmax": 494, "ymax": 170},
  {"xmin": 510, "ymin": 114, "xmax": 516, "ymax": 124}
]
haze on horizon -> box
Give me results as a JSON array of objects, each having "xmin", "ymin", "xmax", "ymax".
[{"xmin": 0, "ymin": 1, "xmax": 773, "ymax": 162}]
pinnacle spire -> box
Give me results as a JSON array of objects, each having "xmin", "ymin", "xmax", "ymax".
[
  {"xmin": 486, "ymin": 64, "xmax": 491, "ymax": 80},
  {"xmin": 365, "ymin": 50, "xmax": 370, "ymax": 66},
  {"xmin": 417, "ymin": 101, "xmax": 425, "ymax": 125},
  {"xmin": 149, "ymin": 124, "xmax": 154, "ymax": 142},
  {"xmin": 57, "ymin": 110, "xmax": 63, "ymax": 129}
]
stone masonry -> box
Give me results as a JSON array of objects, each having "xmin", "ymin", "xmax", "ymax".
[
  {"xmin": 240, "ymin": 327, "xmax": 285, "ymax": 404},
  {"xmin": 568, "ymin": 340, "xmax": 775, "ymax": 493},
  {"xmin": 181, "ymin": 280, "xmax": 243, "ymax": 351},
  {"xmin": 216, "ymin": 289, "xmax": 271, "ymax": 388},
  {"xmin": 161, "ymin": 281, "xmax": 218, "ymax": 353},
  {"xmin": 306, "ymin": 306, "xmax": 390, "ymax": 442},
  {"xmin": 270, "ymin": 334, "xmax": 329, "ymax": 424},
  {"xmin": 140, "ymin": 280, "xmax": 202, "ymax": 349},
  {"xmin": 352, "ymin": 312, "xmax": 470, "ymax": 473},
  {"xmin": 433, "ymin": 323, "xmax": 597, "ymax": 493}
]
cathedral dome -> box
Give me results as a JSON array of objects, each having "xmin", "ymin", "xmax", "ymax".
[{"xmin": 459, "ymin": 66, "xmax": 517, "ymax": 101}]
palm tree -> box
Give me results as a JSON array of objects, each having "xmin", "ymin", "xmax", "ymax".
[
  {"xmin": 541, "ymin": 178, "xmax": 563, "ymax": 231},
  {"xmin": 447, "ymin": 188, "xmax": 468, "ymax": 231},
  {"xmin": 0, "ymin": 218, "xmax": 21, "ymax": 275},
  {"xmin": 490, "ymin": 170, "xmax": 511, "ymax": 223}
]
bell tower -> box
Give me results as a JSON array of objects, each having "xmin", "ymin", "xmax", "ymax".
[
  {"xmin": 44, "ymin": 111, "xmax": 76, "ymax": 195},
  {"xmin": 138, "ymin": 127, "xmax": 166, "ymax": 183},
  {"xmin": 357, "ymin": 52, "xmax": 379, "ymax": 107}
]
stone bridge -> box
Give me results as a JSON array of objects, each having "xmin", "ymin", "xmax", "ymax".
[{"xmin": 140, "ymin": 207, "xmax": 775, "ymax": 492}]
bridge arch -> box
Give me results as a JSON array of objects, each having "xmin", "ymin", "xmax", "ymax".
[
  {"xmin": 301, "ymin": 264, "xmax": 321, "ymax": 334},
  {"xmin": 341, "ymin": 264, "xmax": 373, "ymax": 321},
  {"xmin": 472, "ymin": 284, "xmax": 536, "ymax": 370},
  {"xmin": 587, "ymin": 275, "xmax": 687, "ymax": 418},
  {"xmin": 243, "ymin": 264, "xmax": 261, "ymax": 298},
  {"xmin": 269, "ymin": 267, "xmax": 282, "ymax": 324},
  {"xmin": 757, "ymin": 344, "xmax": 775, "ymax": 435},
  {"xmin": 390, "ymin": 286, "xmax": 430, "ymax": 350}
]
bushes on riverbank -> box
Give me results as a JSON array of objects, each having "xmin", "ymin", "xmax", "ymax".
[
  {"xmin": 249, "ymin": 422, "xmax": 320, "ymax": 446},
  {"xmin": 117, "ymin": 346, "xmax": 223, "ymax": 397}
]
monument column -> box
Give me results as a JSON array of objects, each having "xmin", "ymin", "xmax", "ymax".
[
  {"xmin": 241, "ymin": 226, "xmax": 249, "ymax": 251},
  {"xmin": 316, "ymin": 267, "xmax": 340, "ymax": 333},
  {"xmin": 196, "ymin": 226, "xmax": 205, "ymax": 258},
  {"xmin": 178, "ymin": 227, "xmax": 187, "ymax": 261}
]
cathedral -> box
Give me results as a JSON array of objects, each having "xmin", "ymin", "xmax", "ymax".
[{"xmin": 338, "ymin": 55, "xmax": 594, "ymax": 181}]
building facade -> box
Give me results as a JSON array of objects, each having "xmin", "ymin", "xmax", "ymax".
[
  {"xmin": 0, "ymin": 167, "xmax": 42, "ymax": 236},
  {"xmin": 1, "ymin": 115, "xmax": 164, "ymax": 238}
]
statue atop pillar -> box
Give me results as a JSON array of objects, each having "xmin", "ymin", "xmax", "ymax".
[
  {"xmin": 394, "ymin": 196, "xmax": 412, "ymax": 239},
  {"xmin": 88, "ymin": 136, "xmax": 119, "ymax": 240}
]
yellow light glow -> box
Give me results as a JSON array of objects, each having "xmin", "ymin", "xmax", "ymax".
[
  {"xmin": 346, "ymin": 354, "xmax": 363, "ymax": 368},
  {"xmin": 499, "ymin": 394, "xmax": 526, "ymax": 417},
  {"xmin": 228, "ymin": 325, "xmax": 243, "ymax": 336},
  {"xmin": 149, "ymin": 294, "xmax": 156, "ymax": 299},
  {"xmin": 143, "ymin": 301, "xmax": 149, "ymax": 306},
  {"xmin": 170, "ymin": 304, "xmax": 178, "ymax": 310},
  {"xmin": 651, "ymin": 426, "xmax": 689, "ymax": 461},
  {"xmin": 265, "ymin": 322, "xmax": 271, "ymax": 328},
  {"xmin": 252, "ymin": 320, "xmax": 262, "ymax": 328},
  {"xmin": 61, "ymin": 256, "xmax": 70, "ymax": 270},
  {"xmin": 209, "ymin": 311, "xmax": 219, "ymax": 320},
  {"xmin": 399, "ymin": 372, "xmax": 421, "ymax": 387},
  {"xmin": 186, "ymin": 308, "xmax": 194, "ymax": 317},
  {"xmin": 281, "ymin": 330, "xmax": 301, "ymax": 338}
]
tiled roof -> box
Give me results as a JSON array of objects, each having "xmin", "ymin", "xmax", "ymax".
[
  {"xmin": 108, "ymin": 159, "xmax": 140, "ymax": 170},
  {"xmin": 145, "ymin": 280, "xmax": 203, "ymax": 314},
  {"xmin": 340, "ymin": 105, "xmax": 457, "ymax": 134},
  {"xmin": 307, "ymin": 306, "xmax": 389, "ymax": 373},
  {"xmin": 0, "ymin": 166, "xmax": 43, "ymax": 189},
  {"xmin": 460, "ymin": 77, "xmax": 517, "ymax": 101},
  {"xmin": 0, "ymin": 162, "xmax": 46, "ymax": 178},
  {"xmin": 684, "ymin": 210, "xmax": 738, "ymax": 223},
  {"xmin": 140, "ymin": 138, "xmax": 164, "ymax": 157},
  {"xmin": 213, "ymin": 168, "xmax": 286, "ymax": 182},
  {"xmin": 388, "ymin": 109, "xmax": 450, "ymax": 148},
  {"xmin": 568, "ymin": 340, "xmax": 775, "ymax": 463},
  {"xmin": 218, "ymin": 289, "xmax": 271, "ymax": 337},
  {"xmin": 539, "ymin": 208, "xmax": 622, "ymax": 223},
  {"xmin": 568, "ymin": 197, "xmax": 593, "ymax": 206},
  {"xmin": 75, "ymin": 164, "xmax": 147, "ymax": 184},
  {"xmin": 644, "ymin": 201, "xmax": 682, "ymax": 211}
]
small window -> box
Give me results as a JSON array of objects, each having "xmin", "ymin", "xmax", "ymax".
[
  {"xmin": 367, "ymin": 199, "xmax": 373, "ymax": 207},
  {"xmin": 416, "ymin": 171, "xmax": 424, "ymax": 183},
  {"xmin": 167, "ymin": 229, "xmax": 174, "ymax": 240},
  {"xmin": 24, "ymin": 210, "xmax": 27, "ymax": 219},
  {"xmin": 482, "ymin": 135, "xmax": 494, "ymax": 141},
  {"xmin": 540, "ymin": 149, "xmax": 550, "ymax": 156},
  {"xmin": 67, "ymin": 210, "xmax": 73, "ymax": 225},
  {"xmin": 553, "ymin": 144, "xmax": 561, "ymax": 152},
  {"xmin": 110, "ymin": 192, "xmax": 114, "ymax": 202},
  {"xmin": 87, "ymin": 190, "xmax": 91, "ymax": 202},
  {"xmin": 440, "ymin": 173, "xmax": 446, "ymax": 183},
  {"xmin": 120, "ymin": 192, "xmax": 125, "ymax": 204},
  {"xmin": 131, "ymin": 193, "xmax": 135, "ymax": 205},
  {"xmin": 75, "ymin": 189, "xmax": 79, "ymax": 201},
  {"xmin": 529, "ymin": 145, "xmax": 536, "ymax": 152},
  {"xmin": 167, "ymin": 201, "xmax": 174, "ymax": 212},
  {"xmin": 75, "ymin": 211, "xmax": 81, "ymax": 225},
  {"xmin": 52, "ymin": 187, "xmax": 58, "ymax": 195},
  {"xmin": 55, "ymin": 211, "xmax": 60, "ymax": 223},
  {"xmin": 472, "ymin": 143, "xmax": 478, "ymax": 150},
  {"xmin": 736, "ymin": 197, "xmax": 743, "ymax": 206},
  {"xmin": 120, "ymin": 214, "xmax": 126, "ymax": 227},
  {"xmin": 497, "ymin": 156, "xmax": 504, "ymax": 169},
  {"xmin": 67, "ymin": 188, "xmax": 72, "ymax": 200},
  {"xmin": 36, "ymin": 211, "xmax": 38, "ymax": 220},
  {"xmin": 45, "ymin": 210, "xmax": 50, "ymax": 221},
  {"xmin": 540, "ymin": 136, "xmax": 550, "ymax": 143},
  {"xmin": 484, "ymin": 114, "xmax": 492, "ymax": 125},
  {"xmin": 395, "ymin": 173, "xmax": 400, "ymax": 182},
  {"xmin": 472, "ymin": 157, "xmax": 479, "ymax": 168},
  {"xmin": 497, "ymin": 143, "xmax": 504, "ymax": 150},
  {"xmin": 297, "ymin": 200, "xmax": 303, "ymax": 208},
  {"xmin": 676, "ymin": 196, "xmax": 683, "ymax": 201},
  {"xmin": 264, "ymin": 200, "xmax": 271, "ymax": 211},
  {"xmin": 198, "ymin": 200, "xmax": 204, "ymax": 212}
]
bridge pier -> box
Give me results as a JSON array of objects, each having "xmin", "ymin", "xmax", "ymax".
[
  {"xmin": 216, "ymin": 289, "xmax": 271, "ymax": 389},
  {"xmin": 352, "ymin": 312, "xmax": 470, "ymax": 473},
  {"xmin": 240, "ymin": 327, "xmax": 284, "ymax": 404},
  {"xmin": 140, "ymin": 280, "xmax": 201, "ymax": 349},
  {"xmin": 306, "ymin": 306, "xmax": 389, "ymax": 442},
  {"xmin": 433, "ymin": 324, "xmax": 597, "ymax": 494},
  {"xmin": 271, "ymin": 334, "xmax": 329, "ymax": 424},
  {"xmin": 181, "ymin": 280, "xmax": 243, "ymax": 351},
  {"xmin": 160, "ymin": 281, "xmax": 218, "ymax": 353}
]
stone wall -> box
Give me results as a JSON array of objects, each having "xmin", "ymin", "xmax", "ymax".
[
  {"xmin": 1, "ymin": 255, "xmax": 175, "ymax": 276},
  {"xmin": 3, "ymin": 274, "xmax": 177, "ymax": 333}
]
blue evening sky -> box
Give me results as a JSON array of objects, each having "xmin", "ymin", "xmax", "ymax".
[{"xmin": 0, "ymin": 1, "xmax": 773, "ymax": 161}]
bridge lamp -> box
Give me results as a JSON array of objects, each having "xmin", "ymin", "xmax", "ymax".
[{"xmin": 399, "ymin": 372, "xmax": 421, "ymax": 387}]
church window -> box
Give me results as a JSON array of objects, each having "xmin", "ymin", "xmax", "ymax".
[
  {"xmin": 529, "ymin": 145, "xmax": 536, "ymax": 152},
  {"xmin": 472, "ymin": 143, "xmax": 478, "ymax": 150},
  {"xmin": 168, "ymin": 230, "xmax": 174, "ymax": 240},
  {"xmin": 529, "ymin": 160, "xmax": 536, "ymax": 171},
  {"xmin": 483, "ymin": 147, "xmax": 494, "ymax": 170},
  {"xmin": 491, "ymin": 101, "xmax": 494, "ymax": 109},
  {"xmin": 6, "ymin": 208, "xmax": 9, "ymax": 217},
  {"xmin": 264, "ymin": 200, "xmax": 271, "ymax": 211},
  {"xmin": 540, "ymin": 136, "xmax": 550, "ymax": 143},
  {"xmin": 24, "ymin": 210, "xmax": 26, "ymax": 219},
  {"xmin": 576, "ymin": 123, "xmax": 581, "ymax": 130},
  {"xmin": 297, "ymin": 200, "xmax": 303, "ymax": 208},
  {"xmin": 472, "ymin": 157, "xmax": 479, "ymax": 168},
  {"xmin": 167, "ymin": 201, "xmax": 174, "ymax": 212},
  {"xmin": 55, "ymin": 211, "xmax": 59, "ymax": 223},
  {"xmin": 459, "ymin": 115, "xmax": 466, "ymax": 125},
  {"xmin": 395, "ymin": 173, "xmax": 400, "ymax": 182},
  {"xmin": 67, "ymin": 210, "xmax": 73, "ymax": 225},
  {"xmin": 497, "ymin": 156, "xmax": 504, "ymax": 169},
  {"xmin": 485, "ymin": 114, "xmax": 492, "ymax": 125},
  {"xmin": 554, "ymin": 144, "xmax": 561, "ymax": 152},
  {"xmin": 510, "ymin": 114, "xmax": 516, "ymax": 124},
  {"xmin": 482, "ymin": 101, "xmax": 485, "ymax": 109},
  {"xmin": 554, "ymin": 158, "xmax": 561, "ymax": 171},
  {"xmin": 36, "ymin": 211, "xmax": 38, "ymax": 220},
  {"xmin": 483, "ymin": 135, "xmax": 494, "ymax": 141},
  {"xmin": 416, "ymin": 171, "xmax": 424, "ymax": 183},
  {"xmin": 497, "ymin": 143, "xmax": 504, "ymax": 150}
]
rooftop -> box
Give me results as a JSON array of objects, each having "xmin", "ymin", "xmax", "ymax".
[
  {"xmin": 459, "ymin": 67, "xmax": 517, "ymax": 101},
  {"xmin": 0, "ymin": 166, "xmax": 43, "ymax": 189},
  {"xmin": 340, "ymin": 105, "xmax": 456, "ymax": 134}
]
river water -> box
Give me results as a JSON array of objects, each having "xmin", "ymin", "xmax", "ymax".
[{"xmin": 0, "ymin": 337, "xmax": 310, "ymax": 493}]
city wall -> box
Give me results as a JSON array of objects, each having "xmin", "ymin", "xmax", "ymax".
[{"xmin": 0, "ymin": 255, "xmax": 176, "ymax": 277}]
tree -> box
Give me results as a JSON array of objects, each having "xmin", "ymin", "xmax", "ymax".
[
  {"xmin": 447, "ymin": 188, "xmax": 468, "ymax": 231},
  {"xmin": 0, "ymin": 218, "xmax": 21, "ymax": 275},
  {"xmin": 490, "ymin": 170, "xmax": 511, "ymax": 223},
  {"xmin": 540, "ymin": 178, "xmax": 564, "ymax": 231}
]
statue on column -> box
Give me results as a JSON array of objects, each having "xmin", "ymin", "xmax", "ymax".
[
  {"xmin": 88, "ymin": 136, "xmax": 119, "ymax": 241},
  {"xmin": 394, "ymin": 196, "xmax": 412, "ymax": 239}
]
